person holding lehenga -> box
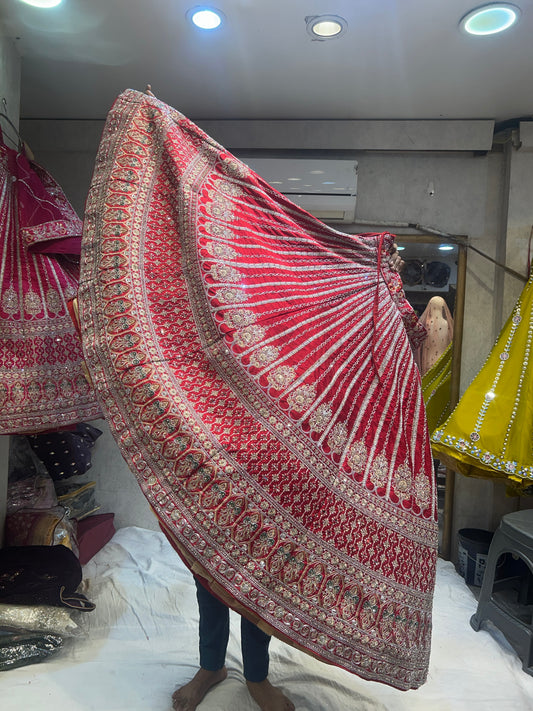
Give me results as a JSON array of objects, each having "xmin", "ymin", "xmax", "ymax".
[{"xmin": 79, "ymin": 90, "xmax": 438, "ymax": 711}]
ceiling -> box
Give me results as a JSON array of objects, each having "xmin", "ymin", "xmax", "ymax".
[{"xmin": 1, "ymin": 0, "xmax": 533, "ymax": 123}]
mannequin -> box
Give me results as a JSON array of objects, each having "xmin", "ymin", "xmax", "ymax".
[{"xmin": 417, "ymin": 295, "xmax": 454, "ymax": 376}]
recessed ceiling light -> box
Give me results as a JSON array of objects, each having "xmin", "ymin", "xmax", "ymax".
[
  {"xmin": 187, "ymin": 6, "xmax": 224, "ymax": 30},
  {"xmin": 459, "ymin": 4, "xmax": 520, "ymax": 35},
  {"xmin": 306, "ymin": 15, "xmax": 348, "ymax": 40},
  {"xmin": 18, "ymin": 0, "xmax": 62, "ymax": 7}
]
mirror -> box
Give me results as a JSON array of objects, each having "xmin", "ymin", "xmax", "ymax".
[{"xmin": 395, "ymin": 234, "xmax": 467, "ymax": 559}]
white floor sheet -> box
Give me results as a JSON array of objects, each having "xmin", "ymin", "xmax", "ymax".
[{"xmin": 2, "ymin": 526, "xmax": 532, "ymax": 711}]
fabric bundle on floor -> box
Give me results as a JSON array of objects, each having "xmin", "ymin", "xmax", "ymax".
[{"xmin": 79, "ymin": 89, "xmax": 438, "ymax": 690}]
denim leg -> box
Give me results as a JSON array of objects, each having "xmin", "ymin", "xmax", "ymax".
[
  {"xmin": 241, "ymin": 616, "xmax": 271, "ymax": 682},
  {"xmin": 195, "ymin": 577, "xmax": 230, "ymax": 671}
]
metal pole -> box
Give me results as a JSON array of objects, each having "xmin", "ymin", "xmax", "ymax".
[{"xmin": 440, "ymin": 241, "xmax": 467, "ymax": 560}]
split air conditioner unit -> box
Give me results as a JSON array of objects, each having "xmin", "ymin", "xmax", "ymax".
[{"xmin": 241, "ymin": 157, "xmax": 358, "ymax": 223}]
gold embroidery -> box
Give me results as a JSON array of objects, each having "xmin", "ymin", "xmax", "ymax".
[
  {"xmin": 209, "ymin": 264, "xmax": 242, "ymax": 283},
  {"xmin": 267, "ymin": 365, "xmax": 296, "ymax": 389},
  {"xmin": 234, "ymin": 325, "xmax": 266, "ymax": 348},
  {"xmin": 225, "ymin": 309, "xmax": 256, "ymax": 328},
  {"xmin": 309, "ymin": 403, "xmax": 332, "ymax": 432},
  {"xmin": 216, "ymin": 288, "xmax": 247, "ymax": 304},
  {"xmin": 250, "ymin": 346, "xmax": 279, "ymax": 368},
  {"xmin": 287, "ymin": 384, "xmax": 316, "ymax": 412},
  {"xmin": 347, "ymin": 440, "xmax": 367, "ymax": 471},
  {"xmin": 327, "ymin": 422, "xmax": 348, "ymax": 453},
  {"xmin": 370, "ymin": 454, "xmax": 390, "ymax": 489}
]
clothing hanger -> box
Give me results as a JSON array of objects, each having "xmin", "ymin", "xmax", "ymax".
[
  {"xmin": 0, "ymin": 98, "xmax": 24, "ymax": 153},
  {"xmin": 0, "ymin": 97, "xmax": 35, "ymax": 160}
]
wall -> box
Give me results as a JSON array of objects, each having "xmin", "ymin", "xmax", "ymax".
[
  {"xmin": 0, "ymin": 33, "xmax": 20, "ymax": 545},
  {"xmin": 19, "ymin": 115, "xmax": 533, "ymax": 546}
]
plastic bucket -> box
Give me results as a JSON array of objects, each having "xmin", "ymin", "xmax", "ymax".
[{"xmin": 457, "ymin": 528, "xmax": 494, "ymax": 586}]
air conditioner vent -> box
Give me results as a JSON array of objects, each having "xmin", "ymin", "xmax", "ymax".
[{"xmin": 241, "ymin": 157, "xmax": 357, "ymax": 223}]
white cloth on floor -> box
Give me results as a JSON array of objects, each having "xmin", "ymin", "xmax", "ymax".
[{"xmin": 0, "ymin": 526, "xmax": 532, "ymax": 711}]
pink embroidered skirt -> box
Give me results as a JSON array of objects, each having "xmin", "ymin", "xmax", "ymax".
[
  {"xmin": 0, "ymin": 139, "xmax": 101, "ymax": 433},
  {"xmin": 79, "ymin": 89, "xmax": 438, "ymax": 690}
]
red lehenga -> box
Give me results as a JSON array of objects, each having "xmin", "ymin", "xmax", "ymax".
[
  {"xmin": 79, "ymin": 89, "xmax": 438, "ymax": 690},
  {"xmin": 0, "ymin": 134, "xmax": 101, "ymax": 433}
]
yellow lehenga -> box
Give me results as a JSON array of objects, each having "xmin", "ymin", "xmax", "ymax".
[
  {"xmin": 431, "ymin": 271, "xmax": 533, "ymax": 495},
  {"xmin": 421, "ymin": 341, "xmax": 452, "ymax": 437}
]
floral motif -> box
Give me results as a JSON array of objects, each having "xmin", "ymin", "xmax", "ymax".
[
  {"xmin": 45, "ymin": 289, "xmax": 62, "ymax": 314},
  {"xmin": 249, "ymin": 345, "xmax": 279, "ymax": 368},
  {"xmin": 224, "ymin": 309, "xmax": 256, "ymax": 328},
  {"xmin": 2, "ymin": 286, "xmax": 19, "ymax": 316},
  {"xmin": 216, "ymin": 181, "xmax": 243, "ymax": 198},
  {"xmin": 287, "ymin": 384, "xmax": 316, "ymax": 412},
  {"xmin": 456, "ymin": 438, "xmax": 469, "ymax": 452},
  {"xmin": 394, "ymin": 463, "xmax": 412, "ymax": 497},
  {"xmin": 234, "ymin": 325, "xmax": 266, "ymax": 348},
  {"xmin": 370, "ymin": 454, "xmax": 390, "ymax": 489},
  {"xmin": 327, "ymin": 422, "xmax": 348, "ymax": 453},
  {"xmin": 216, "ymin": 288, "xmax": 247, "ymax": 304},
  {"xmin": 414, "ymin": 472, "xmax": 431, "ymax": 508},
  {"xmin": 309, "ymin": 403, "xmax": 332, "ymax": 432},
  {"xmin": 205, "ymin": 241, "xmax": 237, "ymax": 260},
  {"xmin": 347, "ymin": 441, "xmax": 367, "ymax": 471},
  {"xmin": 267, "ymin": 365, "xmax": 296, "ymax": 389},
  {"xmin": 209, "ymin": 264, "xmax": 242, "ymax": 283}
]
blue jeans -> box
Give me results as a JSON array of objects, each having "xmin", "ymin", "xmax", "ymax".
[{"xmin": 195, "ymin": 577, "xmax": 271, "ymax": 682}]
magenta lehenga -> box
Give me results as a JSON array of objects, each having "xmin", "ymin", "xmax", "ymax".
[
  {"xmin": 79, "ymin": 89, "xmax": 438, "ymax": 690},
  {"xmin": 0, "ymin": 134, "xmax": 101, "ymax": 433}
]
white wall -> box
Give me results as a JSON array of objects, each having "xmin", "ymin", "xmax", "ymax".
[
  {"xmin": 0, "ymin": 33, "xmax": 20, "ymax": 545},
  {"xmin": 19, "ymin": 115, "xmax": 533, "ymax": 549}
]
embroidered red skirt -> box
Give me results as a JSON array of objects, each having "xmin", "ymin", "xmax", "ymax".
[
  {"xmin": 0, "ymin": 138, "xmax": 101, "ymax": 433},
  {"xmin": 79, "ymin": 89, "xmax": 438, "ymax": 690}
]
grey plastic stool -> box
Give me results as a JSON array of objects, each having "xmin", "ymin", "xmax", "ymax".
[{"xmin": 470, "ymin": 509, "xmax": 533, "ymax": 675}]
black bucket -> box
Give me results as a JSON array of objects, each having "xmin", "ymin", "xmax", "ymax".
[{"xmin": 457, "ymin": 528, "xmax": 494, "ymax": 586}]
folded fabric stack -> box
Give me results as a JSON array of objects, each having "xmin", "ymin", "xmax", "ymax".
[
  {"xmin": 1, "ymin": 423, "xmax": 116, "ymax": 671},
  {"xmin": 0, "ymin": 545, "xmax": 95, "ymax": 671}
]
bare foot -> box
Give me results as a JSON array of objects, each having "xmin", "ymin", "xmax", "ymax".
[
  {"xmin": 246, "ymin": 678, "xmax": 295, "ymax": 711},
  {"xmin": 172, "ymin": 667, "xmax": 227, "ymax": 710}
]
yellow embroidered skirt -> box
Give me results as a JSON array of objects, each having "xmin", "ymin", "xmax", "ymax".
[{"xmin": 431, "ymin": 272, "xmax": 533, "ymax": 495}]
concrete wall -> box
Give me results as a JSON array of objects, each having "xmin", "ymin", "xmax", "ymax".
[
  {"xmin": 0, "ymin": 33, "xmax": 20, "ymax": 546},
  {"xmin": 18, "ymin": 115, "xmax": 533, "ymax": 545}
]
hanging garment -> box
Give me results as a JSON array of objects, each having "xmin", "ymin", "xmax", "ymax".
[
  {"xmin": 415, "ymin": 295, "xmax": 454, "ymax": 377},
  {"xmin": 421, "ymin": 341, "xmax": 453, "ymax": 436},
  {"xmin": 78, "ymin": 89, "xmax": 438, "ymax": 691},
  {"xmin": 0, "ymin": 135, "xmax": 101, "ymax": 433},
  {"xmin": 432, "ymin": 270, "xmax": 533, "ymax": 495}
]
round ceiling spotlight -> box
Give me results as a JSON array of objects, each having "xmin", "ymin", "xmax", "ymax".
[
  {"xmin": 459, "ymin": 4, "xmax": 521, "ymax": 35},
  {"xmin": 187, "ymin": 6, "xmax": 224, "ymax": 30},
  {"xmin": 306, "ymin": 15, "xmax": 348, "ymax": 40}
]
